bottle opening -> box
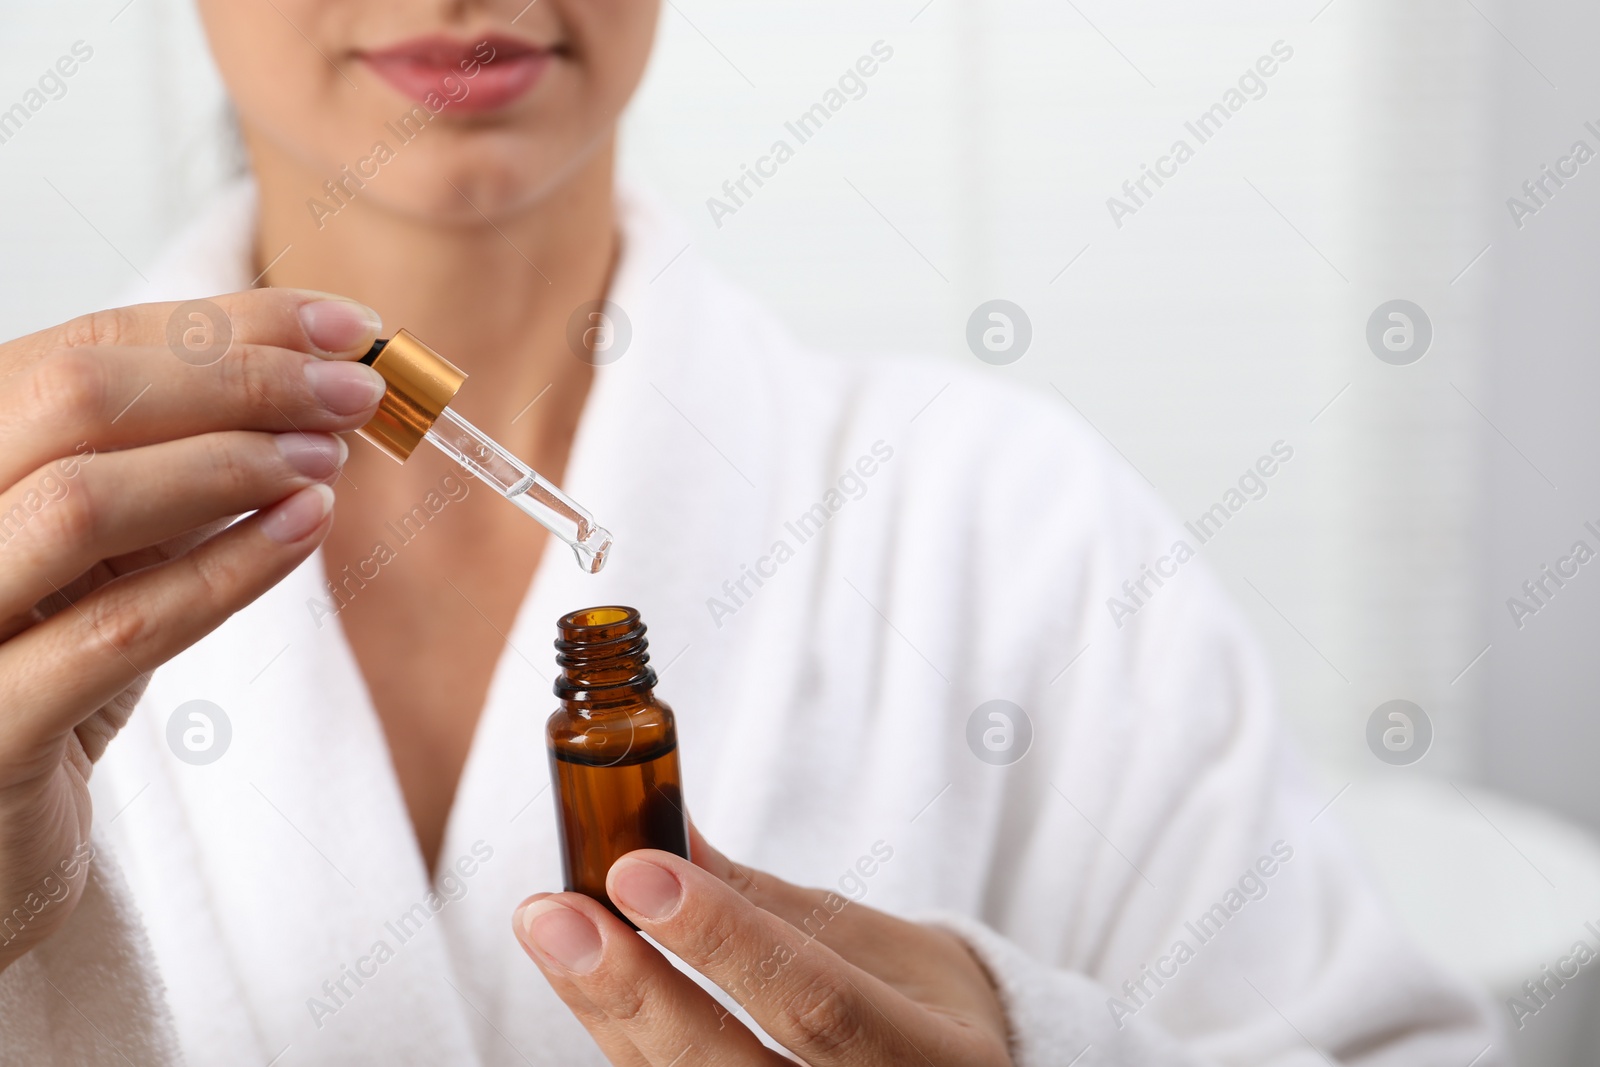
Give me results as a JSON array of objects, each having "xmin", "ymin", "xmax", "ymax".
[
  {"xmin": 555, "ymin": 605, "xmax": 655, "ymax": 700},
  {"xmin": 566, "ymin": 606, "xmax": 632, "ymax": 629}
]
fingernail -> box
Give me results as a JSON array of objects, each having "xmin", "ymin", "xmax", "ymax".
[
  {"xmin": 260, "ymin": 484, "xmax": 334, "ymax": 544},
  {"xmin": 305, "ymin": 360, "xmax": 387, "ymax": 416},
  {"xmin": 276, "ymin": 432, "xmax": 346, "ymax": 479},
  {"xmin": 518, "ymin": 899, "xmax": 603, "ymax": 974},
  {"xmin": 609, "ymin": 858, "xmax": 682, "ymax": 921},
  {"xmin": 299, "ymin": 298, "xmax": 382, "ymax": 354}
]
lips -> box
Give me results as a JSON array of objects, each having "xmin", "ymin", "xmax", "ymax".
[{"xmin": 361, "ymin": 34, "xmax": 551, "ymax": 114}]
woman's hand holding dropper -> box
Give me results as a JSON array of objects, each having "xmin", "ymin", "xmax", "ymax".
[{"xmin": 0, "ymin": 288, "xmax": 385, "ymax": 973}]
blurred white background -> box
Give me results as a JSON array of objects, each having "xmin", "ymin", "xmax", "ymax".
[{"xmin": 3, "ymin": 0, "xmax": 1599, "ymax": 1062}]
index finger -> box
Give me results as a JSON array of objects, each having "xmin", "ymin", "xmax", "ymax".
[{"xmin": 6, "ymin": 287, "xmax": 381, "ymax": 368}]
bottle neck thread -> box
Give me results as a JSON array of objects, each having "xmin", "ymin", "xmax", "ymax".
[{"xmin": 554, "ymin": 606, "xmax": 657, "ymax": 705}]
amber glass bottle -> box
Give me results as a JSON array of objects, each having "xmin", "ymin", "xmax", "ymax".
[{"xmin": 548, "ymin": 606, "xmax": 689, "ymax": 922}]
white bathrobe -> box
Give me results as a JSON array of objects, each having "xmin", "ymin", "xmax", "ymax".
[{"xmin": 0, "ymin": 180, "xmax": 1502, "ymax": 1067}]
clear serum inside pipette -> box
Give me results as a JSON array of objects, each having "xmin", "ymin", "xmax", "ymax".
[
  {"xmin": 424, "ymin": 406, "xmax": 611, "ymax": 572},
  {"xmin": 353, "ymin": 330, "xmax": 613, "ymax": 573}
]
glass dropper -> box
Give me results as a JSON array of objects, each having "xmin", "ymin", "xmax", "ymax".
[
  {"xmin": 354, "ymin": 330, "xmax": 613, "ymax": 574},
  {"xmin": 424, "ymin": 406, "xmax": 611, "ymax": 573}
]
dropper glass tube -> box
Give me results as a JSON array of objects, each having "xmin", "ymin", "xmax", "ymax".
[
  {"xmin": 354, "ymin": 330, "xmax": 613, "ymax": 574},
  {"xmin": 424, "ymin": 406, "xmax": 611, "ymax": 573}
]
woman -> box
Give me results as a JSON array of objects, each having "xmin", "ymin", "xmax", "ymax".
[{"xmin": 0, "ymin": 2, "xmax": 1499, "ymax": 1065}]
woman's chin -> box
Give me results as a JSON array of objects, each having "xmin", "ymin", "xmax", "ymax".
[
  {"xmin": 384, "ymin": 137, "xmax": 598, "ymax": 220},
  {"xmin": 341, "ymin": 162, "xmax": 562, "ymax": 227}
]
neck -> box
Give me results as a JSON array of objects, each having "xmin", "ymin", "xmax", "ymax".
[{"xmin": 244, "ymin": 131, "xmax": 617, "ymax": 457}]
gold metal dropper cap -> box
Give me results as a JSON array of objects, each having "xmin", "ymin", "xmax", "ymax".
[{"xmin": 355, "ymin": 329, "xmax": 467, "ymax": 463}]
